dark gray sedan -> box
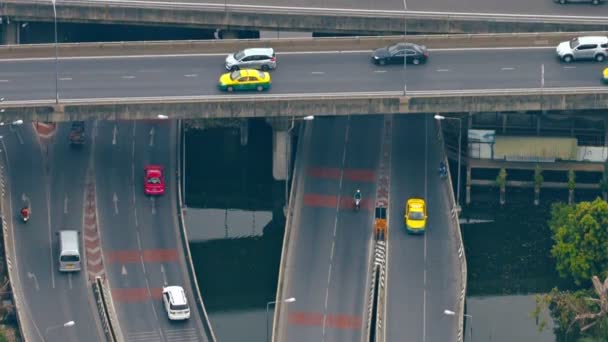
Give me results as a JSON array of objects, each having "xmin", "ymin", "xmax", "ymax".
[{"xmin": 371, "ymin": 43, "xmax": 429, "ymax": 65}]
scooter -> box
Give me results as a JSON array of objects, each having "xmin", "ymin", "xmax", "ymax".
[
  {"xmin": 20, "ymin": 211, "xmax": 29, "ymax": 223},
  {"xmin": 354, "ymin": 197, "xmax": 361, "ymax": 211}
]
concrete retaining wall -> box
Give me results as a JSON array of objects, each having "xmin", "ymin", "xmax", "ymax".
[
  {"xmin": 4, "ymin": 0, "xmax": 608, "ymax": 34},
  {"xmin": 2, "ymin": 88, "xmax": 608, "ymax": 122},
  {"xmin": 1, "ymin": 31, "xmax": 605, "ymax": 59}
]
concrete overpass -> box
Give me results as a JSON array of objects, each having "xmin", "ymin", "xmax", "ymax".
[
  {"xmin": 2, "ymin": 0, "xmax": 608, "ymax": 43},
  {"xmin": 3, "ymin": 88, "xmax": 608, "ymax": 122}
]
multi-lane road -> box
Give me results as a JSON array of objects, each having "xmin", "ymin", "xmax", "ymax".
[
  {"xmin": 276, "ymin": 116, "xmax": 382, "ymax": 342},
  {"xmin": 386, "ymin": 115, "xmax": 459, "ymax": 342},
  {"xmin": 1, "ymin": 120, "xmax": 211, "ymax": 341},
  {"xmin": 0, "ymin": 48, "xmax": 604, "ymax": 102}
]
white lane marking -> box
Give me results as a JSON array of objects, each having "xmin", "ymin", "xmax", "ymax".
[
  {"xmin": 121, "ymin": 75, "xmax": 136, "ymax": 79},
  {"xmin": 311, "ymin": 71, "xmax": 325, "ymax": 75},
  {"xmin": 184, "ymin": 74, "xmax": 198, "ymax": 77},
  {"xmin": 64, "ymin": 194, "xmax": 68, "ymax": 214},
  {"xmin": 423, "ymin": 289, "xmax": 427, "ymax": 342},
  {"xmin": 122, "ymin": 265, "xmax": 128, "ymax": 276},
  {"xmin": 563, "ymin": 66, "xmax": 576, "ymax": 69},
  {"xmin": 112, "ymin": 124, "xmax": 118, "ymax": 145},
  {"xmin": 436, "ymin": 69, "xmax": 450, "ymax": 72},
  {"xmin": 151, "ymin": 197, "xmax": 156, "ymax": 215},
  {"xmin": 0, "ymin": 46, "xmax": 556, "ymax": 63},
  {"xmin": 501, "ymin": 67, "xmax": 515, "ymax": 71},
  {"xmin": 149, "ymin": 127, "xmax": 155, "ymax": 147},
  {"xmin": 59, "ymin": 77, "xmax": 72, "ymax": 81},
  {"xmin": 113, "ymin": 192, "xmax": 119, "ymax": 215},
  {"xmin": 0, "ymin": 80, "xmax": 9, "ymax": 82},
  {"xmin": 374, "ymin": 70, "xmax": 387, "ymax": 73},
  {"xmin": 161, "ymin": 264, "xmax": 167, "ymax": 287},
  {"xmin": 27, "ymin": 272, "xmax": 40, "ymax": 291},
  {"xmin": 68, "ymin": 273, "xmax": 73, "ymax": 289}
]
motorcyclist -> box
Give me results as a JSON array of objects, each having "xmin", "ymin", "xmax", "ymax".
[
  {"xmin": 438, "ymin": 161, "xmax": 447, "ymax": 177},
  {"xmin": 20, "ymin": 206, "xmax": 29, "ymax": 220},
  {"xmin": 354, "ymin": 189, "xmax": 362, "ymax": 201}
]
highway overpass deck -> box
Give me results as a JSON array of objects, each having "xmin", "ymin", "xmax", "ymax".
[
  {"xmin": 3, "ymin": 0, "xmax": 608, "ymax": 34},
  {"xmin": 0, "ymin": 43, "xmax": 607, "ymax": 120},
  {"xmin": 273, "ymin": 116, "xmax": 382, "ymax": 342}
]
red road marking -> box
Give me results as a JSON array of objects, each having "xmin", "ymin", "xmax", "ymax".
[
  {"xmin": 142, "ymin": 249, "xmax": 178, "ymax": 263},
  {"xmin": 288, "ymin": 311, "xmax": 361, "ymax": 330},
  {"xmin": 105, "ymin": 250, "xmax": 140, "ymax": 263},
  {"xmin": 339, "ymin": 198, "xmax": 373, "ymax": 210},
  {"xmin": 304, "ymin": 194, "xmax": 337, "ymax": 208},
  {"xmin": 344, "ymin": 169, "xmax": 375, "ymax": 182},
  {"xmin": 307, "ymin": 168, "xmax": 340, "ymax": 179}
]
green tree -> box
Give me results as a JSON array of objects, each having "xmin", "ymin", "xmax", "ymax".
[{"xmin": 550, "ymin": 198, "xmax": 608, "ymax": 285}]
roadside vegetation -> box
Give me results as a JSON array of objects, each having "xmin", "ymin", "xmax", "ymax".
[{"xmin": 535, "ymin": 198, "xmax": 608, "ymax": 341}]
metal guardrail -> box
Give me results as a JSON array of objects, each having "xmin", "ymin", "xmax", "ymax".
[
  {"xmin": 7, "ymin": 0, "xmax": 608, "ymax": 24},
  {"xmin": 92, "ymin": 276, "xmax": 121, "ymax": 342},
  {"xmin": 435, "ymin": 119, "xmax": 468, "ymax": 342},
  {"xmin": 0, "ymin": 31, "xmax": 605, "ymax": 59},
  {"xmin": 176, "ymin": 120, "xmax": 217, "ymax": 342}
]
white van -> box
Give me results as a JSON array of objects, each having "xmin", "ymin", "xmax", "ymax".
[{"xmin": 58, "ymin": 230, "xmax": 81, "ymax": 272}]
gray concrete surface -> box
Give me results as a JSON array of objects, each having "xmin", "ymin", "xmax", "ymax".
[
  {"xmin": 92, "ymin": 120, "xmax": 210, "ymax": 342},
  {"xmin": 275, "ymin": 116, "xmax": 382, "ymax": 342},
  {"xmin": 3, "ymin": 122, "xmax": 104, "ymax": 342},
  {"xmin": 4, "ymin": 0, "xmax": 608, "ymax": 34},
  {"xmin": 386, "ymin": 115, "xmax": 459, "ymax": 342},
  {"xmin": 0, "ymin": 48, "xmax": 607, "ymax": 120}
]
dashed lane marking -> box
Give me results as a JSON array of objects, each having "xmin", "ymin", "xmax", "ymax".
[{"xmin": 165, "ymin": 328, "xmax": 199, "ymax": 342}]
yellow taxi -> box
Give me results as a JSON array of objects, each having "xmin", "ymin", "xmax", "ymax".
[
  {"xmin": 405, "ymin": 198, "xmax": 427, "ymax": 234},
  {"xmin": 603, "ymin": 67, "xmax": 608, "ymax": 84},
  {"xmin": 218, "ymin": 69, "xmax": 271, "ymax": 92}
]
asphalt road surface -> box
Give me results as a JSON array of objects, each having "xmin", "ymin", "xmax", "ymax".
[
  {"xmin": 92, "ymin": 120, "xmax": 210, "ymax": 342},
  {"xmin": 276, "ymin": 116, "xmax": 382, "ymax": 342},
  {"xmin": 60, "ymin": 0, "xmax": 608, "ymax": 18},
  {"xmin": 0, "ymin": 48, "xmax": 604, "ymax": 102},
  {"xmin": 2, "ymin": 122, "xmax": 104, "ymax": 342},
  {"xmin": 386, "ymin": 115, "xmax": 459, "ymax": 342}
]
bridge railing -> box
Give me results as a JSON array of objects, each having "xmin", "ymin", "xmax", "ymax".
[
  {"xmin": 0, "ymin": 141, "xmax": 28, "ymax": 342},
  {"xmin": 435, "ymin": 118, "xmax": 468, "ymax": 342},
  {"xmin": 176, "ymin": 120, "xmax": 217, "ymax": 342}
]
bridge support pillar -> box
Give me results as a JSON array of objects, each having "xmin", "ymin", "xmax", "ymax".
[
  {"xmin": 1, "ymin": 20, "xmax": 19, "ymax": 45},
  {"xmin": 267, "ymin": 118, "xmax": 291, "ymax": 181},
  {"xmin": 466, "ymin": 166, "xmax": 471, "ymax": 205}
]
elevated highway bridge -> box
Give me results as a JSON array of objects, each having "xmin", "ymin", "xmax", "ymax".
[{"xmin": 1, "ymin": 0, "xmax": 608, "ymax": 41}]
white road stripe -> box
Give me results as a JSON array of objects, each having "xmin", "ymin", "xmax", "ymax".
[
  {"xmin": 436, "ymin": 69, "xmax": 449, "ymax": 72},
  {"xmin": 501, "ymin": 67, "xmax": 515, "ymax": 71},
  {"xmin": 121, "ymin": 75, "xmax": 136, "ymax": 79},
  {"xmin": 311, "ymin": 71, "xmax": 325, "ymax": 75},
  {"xmin": 59, "ymin": 77, "xmax": 73, "ymax": 81},
  {"xmin": 0, "ymin": 80, "xmax": 10, "ymax": 82},
  {"xmin": 374, "ymin": 70, "xmax": 387, "ymax": 73},
  {"xmin": 184, "ymin": 74, "xmax": 198, "ymax": 77}
]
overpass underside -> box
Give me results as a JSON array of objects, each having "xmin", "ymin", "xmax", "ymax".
[{"xmin": 3, "ymin": 0, "xmax": 608, "ymax": 36}]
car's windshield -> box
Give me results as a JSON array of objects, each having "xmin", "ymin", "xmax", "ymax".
[
  {"xmin": 60, "ymin": 255, "xmax": 80, "ymax": 262},
  {"xmin": 408, "ymin": 211, "xmax": 424, "ymax": 220},
  {"xmin": 230, "ymin": 71, "xmax": 241, "ymax": 80},
  {"xmin": 170, "ymin": 304, "xmax": 189, "ymax": 311},
  {"xmin": 388, "ymin": 44, "xmax": 401, "ymax": 53},
  {"xmin": 147, "ymin": 177, "xmax": 161, "ymax": 184},
  {"xmin": 234, "ymin": 51, "xmax": 245, "ymax": 60},
  {"xmin": 569, "ymin": 38, "xmax": 579, "ymax": 49}
]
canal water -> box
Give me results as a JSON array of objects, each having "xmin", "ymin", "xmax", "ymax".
[{"xmin": 182, "ymin": 121, "xmax": 600, "ymax": 342}]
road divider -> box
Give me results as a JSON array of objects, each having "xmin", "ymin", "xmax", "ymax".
[
  {"xmin": 0, "ymin": 31, "xmax": 606, "ymax": 59},
  {"xmin": 92, "ymin": 276, "xmax": 122, "ymax": 342}
]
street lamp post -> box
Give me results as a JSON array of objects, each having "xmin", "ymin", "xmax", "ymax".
[
  {"xmin": 284, "ymin": 115, "xmax": 314, "ymax": 214},
  {"xmin": 266, "ymin": 297, "xmax": 295, "ymax": 342},
  {"xmin": 434, "ymin": 115, "xmax": 463, "ymax": 208},
  {"xmin": 444, "ymin": 310, "xmax": 473, "ymax": 341},
  {"xmin": 45, "ymin": 320, "xmax": 75, "ymax": 336},
  {"xmin": 51, "ymin": 0, "xmax": 59, "ymax": 104}
]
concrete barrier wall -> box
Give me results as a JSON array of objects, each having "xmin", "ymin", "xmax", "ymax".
[
  {"xmin": 1, "ymin": 31, "xmax": 606, "ymax": 59},
  {"xmin": 1, "ymin": 88, "xmax": 608, "ymax": 122},
  {"xmin": 4, "ymin": 0, "xmax": 608, "ymax": 34}
]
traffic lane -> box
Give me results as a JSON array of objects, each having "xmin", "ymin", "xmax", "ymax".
[
  {"xmin": 324, "ymin": 116, "xmax": 382, "ymax": 341},
  {"xmin": 284, "ymin": 118, "xmax": 348, "ymax": 341},
  {"xmin": 0, "ymin": 48, "xmax": 606, "ymax": 101},
  {"xmin": 130, "ymin": 121, "xmax": 209, "ymax": 341},
  {"xmin": 5, "ymin": 124, "xmax": 102, "ymax": 342},
  {"xmin": 424, "ymin": 125, "xmax": 460, "ymax": 342},
  {"xmin": 48, "ymin": 122, "xmax": 104, "ymax": 342},
  {"xmin": 93, "ymin": 121, "xmax": 162, "ymax": 338},
  {"xmin": 386, "ymin": 115, "xmax": 429, "ymax": 342}
]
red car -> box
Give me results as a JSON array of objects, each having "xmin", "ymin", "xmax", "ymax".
[{"xmin": 144, "ymin": 165, "xmax": 165, "ymax": 195}]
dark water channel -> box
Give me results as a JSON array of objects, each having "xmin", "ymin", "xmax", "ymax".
[{"xmin": 183, "ymin": 119, "xmax": 285, "ymax": 342}]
